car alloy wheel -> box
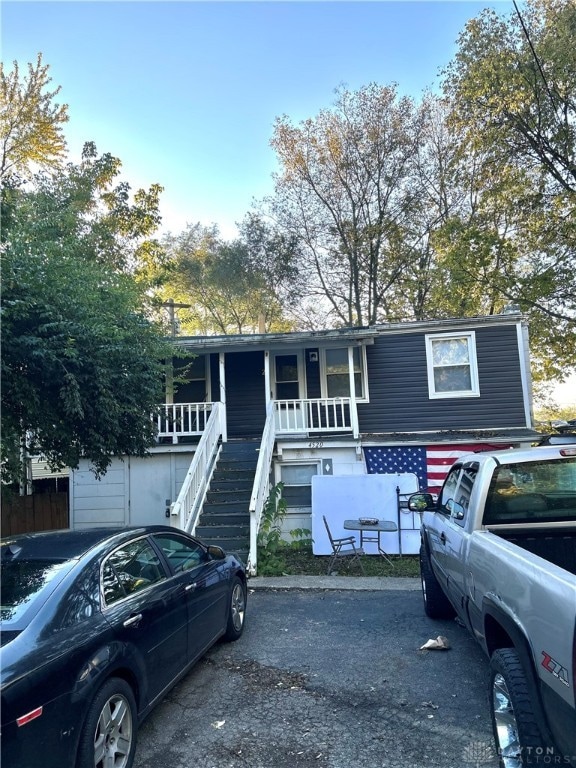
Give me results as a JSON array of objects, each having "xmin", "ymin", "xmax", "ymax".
[
  {"xmin": 223, "ymin": 577, "xmax": 247, "ymax": 641},
  {"xmin": 94, "ymin": 691, "xmax": 134, "ymax": 768},
  {"xmin": 77, "ymin": 678, "xmax": 137, "ymax": 768}
]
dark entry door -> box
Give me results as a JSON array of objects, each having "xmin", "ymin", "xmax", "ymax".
[{"xmin": 225, "ymin": 351, "xmax": 266, "ymax": 437}]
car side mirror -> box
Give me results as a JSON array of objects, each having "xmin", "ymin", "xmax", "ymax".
[
  {"xmin": 207, "ymin": 545, "xmax": 226, "ymax": 560},
  {"xmin": 408, "ymin": 493, "xmax": 435, "ymax": 512},
  {"xmin": 453, "ymin": 505, "xmax": 465, "ymax": 520},
  {"xmin": 446, "ymin": 499, "xmax": 465, "ymax": 520}
]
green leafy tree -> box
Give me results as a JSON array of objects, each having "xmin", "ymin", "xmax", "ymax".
[
  {"xmin": 160, "ymin": 216, "xmax": 299, "ymax": 335},
  {"xmin": 440, "ymin": 0, "xmax": 576, "ymax": 380},
  {"xmin": 1, "ymin": 53, "xmax": 68, "ymax": 179},
  {"xmin": 268, "ymin": 84, "xmax": 425, "ymax": 327},
  {"xmin": 444, "ymin": 0, "xmax": 576, "ymax": 194},
  {"xmin": 1, "ymin": 145, "xmax": 172, "ymax": 486}
]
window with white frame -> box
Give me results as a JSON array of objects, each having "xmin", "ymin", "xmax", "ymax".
[
  {"xmin": 280, "ymin": 463, "xmax": 319, "ymax": 508},
  {"xmin": 175, "ymin": 354, "xmax": 208, "ymax": 402},
  {"xmin": 425, "ymin": 332, "xmax": 480, "ymax": 398},
  {"xmin": 321, "ymin": 347, "xmax": 367, "ymax": 400}
]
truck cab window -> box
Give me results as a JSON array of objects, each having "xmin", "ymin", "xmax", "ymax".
[
  {"xmin": 452, "ymin": 465, "xmax": 478, "ymax": 526},
  {"xmin": 439, "ymin": 467, "xmax": 461, "ymax": 516}
]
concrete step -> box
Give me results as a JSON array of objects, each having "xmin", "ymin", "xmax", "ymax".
[
  {"xmin": 196, "ymin": 523, "xmax": 250, "ymax": 539},
  {"xmin": 209, "ymin": 477, "xmax": 253, "ymax": 492},
  {"xmin": 199, "ymin": 511, "xmax": 250, "ymax": 527},
  {"xmin": 216, "ymin": 459, "xmax": 258, "ymax": 472},
  {"xmin": 202, "ymin": 499, "xmax": 250, "ymax": 514}
]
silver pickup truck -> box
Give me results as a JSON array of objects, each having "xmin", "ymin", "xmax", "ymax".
[{"xmin": 410, "ymin": 444, "xmax": 576, "ymax": 768}]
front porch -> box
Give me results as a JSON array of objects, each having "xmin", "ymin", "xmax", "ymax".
[{"xmin": 153, "ymin": 397, "xmax": 359, "ymax": 444}]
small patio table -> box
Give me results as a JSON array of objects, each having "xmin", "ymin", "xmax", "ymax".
[{"xmin": 343, "ymin": 519, "xmax": 398, "ymax": 566}]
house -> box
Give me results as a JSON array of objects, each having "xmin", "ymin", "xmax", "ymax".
[{"xmin": 69, "ymin": 311, "xmax": 540, "ymax": 573}]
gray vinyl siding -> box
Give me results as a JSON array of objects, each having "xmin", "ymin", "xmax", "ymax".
[
  {"xmin": 209, "ymin": 353, "xmax": 219, "ymax": 401},
  {"xmin": 357, "ymin": 325, "xmax": 526, "ymax": 433}
]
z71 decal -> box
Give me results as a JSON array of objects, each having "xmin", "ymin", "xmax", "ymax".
[{"xmin": 541, "ymin": 651, "xmax": 570, "ymax": 687}]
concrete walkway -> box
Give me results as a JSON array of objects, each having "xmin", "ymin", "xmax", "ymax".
[{"xmin": 247, "ymin": 575, "xmax": 420, "ymax": 591}]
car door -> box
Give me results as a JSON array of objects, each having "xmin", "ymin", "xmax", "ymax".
[
  {"xmin": 425, "ymin": 465, "xmax": 462, "ymax": 591},
  {"xmin": 101, "ymin": 535, "xmax": 189, "ymax": 705},
  {"xmin": 440, "ymin": 463, "xmax": 478, "ymax": 614},
  {"xmin": 151, "ymin": 532, "xmax": 229, "ymax": 660}
]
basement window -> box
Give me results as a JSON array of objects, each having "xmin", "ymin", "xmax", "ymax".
[{"xmin": 280, "ymin": 463, "xmax": 320, "ymax": 508}]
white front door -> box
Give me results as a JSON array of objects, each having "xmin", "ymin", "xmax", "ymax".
[{"xmin": 273, "ymin": 352, "xmax": 306, "ymax": 430}]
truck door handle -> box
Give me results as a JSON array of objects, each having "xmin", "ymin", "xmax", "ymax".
[
  {"xmin": 440, "ymin": 532, "xmax": 447, "ymax": 545},
  {"xmin": 123, "ymin": 613, "xmax": 142, "ymax": 628},
  {"xmin": 185, "ymin": 582, "xmax": 197, "ymax": 592}
]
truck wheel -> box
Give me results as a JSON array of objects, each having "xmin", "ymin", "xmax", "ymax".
[
  {"xmin": 419, "ymin": 547, "xmax": 456, "ymax": 619},
  {"xmin": 490, "ymin": 648, "xmax": 546, "ymax": 767}
]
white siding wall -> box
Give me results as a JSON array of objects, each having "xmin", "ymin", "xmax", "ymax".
[
  {"xmin": 70, "ymin": 450, "xmax": 196, "ymax": 530},
  {"xmin": 71, "ymin": 461, "xmax": 129, "ymax": 529},
  {"xmin": 274, "ymin": 445, "xmax": 365, "ymax": 540}
]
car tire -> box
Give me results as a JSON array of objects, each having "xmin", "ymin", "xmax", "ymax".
[
  {"xmin": 490, "ymin": 648, "xmax": 547, "ymax": 767},
  {"xmin": 77, "ymin": 677, "xmax": 137, "ymax": 768},
  {"xmin": 419, "ymin": 546, "xmax": 456, "ymax": 619},
  {"xmin": 223, "ymin": 576, "xmax": 247, "ymax": 642}
]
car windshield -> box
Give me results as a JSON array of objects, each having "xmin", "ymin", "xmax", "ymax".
[
  {"xmin": 484, "ymin": 457, "xmax": 576, "ymax": 525},
  {"xmin": 0, "ymin": 559, "xmax": 70, "ymax": 624}
]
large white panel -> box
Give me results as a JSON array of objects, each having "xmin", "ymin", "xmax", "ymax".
[{"xmin": 312, "ymin": 473, "xmax": 419, "ymax": 555}]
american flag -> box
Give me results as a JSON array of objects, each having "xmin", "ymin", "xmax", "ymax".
[{"xmin": 363, "ymin": 443, "xmax": 508, "ymax": 494}]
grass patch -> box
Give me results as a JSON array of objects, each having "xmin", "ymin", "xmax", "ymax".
[{"xmin": 276, "ymin": 546, "xmax": 420, "ymax": 578}]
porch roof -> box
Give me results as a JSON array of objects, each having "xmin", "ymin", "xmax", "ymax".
[{"xmin": 174, "ymin": 326, "xmax": 379, "ymax": 354}]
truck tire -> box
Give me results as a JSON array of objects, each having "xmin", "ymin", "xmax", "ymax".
[
  {"xmin": 490, "ymin": 648, "xmax": 547, "ymax": 768},
  {"xmin": 419, "ymin": 546, "xmax": 456, "ymax": 619}
]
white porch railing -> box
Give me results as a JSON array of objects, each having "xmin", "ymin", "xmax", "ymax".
[
  {"xmin": 247, "ymin": 402, "xmax": 277, "ymax": 576},
  {"xmin": 155, "ymin": 402, "xmax": 214, "ymax": 443},
  {"xmin": 169, "ymin": 403, "xmax": 224, "ymax": 534},
  {"xmin": 274, "ymin": 397, "xmax": 359, "ymax": 438}
]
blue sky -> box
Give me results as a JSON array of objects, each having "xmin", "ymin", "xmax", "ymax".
[
  {"xmin": 4, "ymin": 0, "xmax": 575, "ymax": 404},
  {"xmin": 3, "ymin": 0, "xmax": 515, "ymax": 238}
]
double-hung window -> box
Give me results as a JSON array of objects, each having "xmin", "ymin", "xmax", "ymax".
[
  {"xmin": 279, "ymin": 463, "xmax": 319, "ymax": 509},
  {"xmin": 322, "ymin": 347, "xmax": 367, "ymax": 400},
  {"xmin": 425, "ymin": 332, "xmax": 479, "ymax": 398}
]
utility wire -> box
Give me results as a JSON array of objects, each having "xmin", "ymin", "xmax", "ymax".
[{"xmin": 512, "ymin": 0, "xmax": 558, "ymax": 112}]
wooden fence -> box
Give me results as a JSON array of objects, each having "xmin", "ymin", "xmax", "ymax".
[{"xmin": 1, "ymin": 492, "xmax": 69, "ymax": 536}]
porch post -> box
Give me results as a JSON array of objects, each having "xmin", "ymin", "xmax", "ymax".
[
  {"xmin": 219, "ymin": 352, "xmax": 227, "ymax": 442},
  {"xmin": 264, "ymin": 350, "xmax": 271, "ymax": 407},
  {"xmin": 165, "ymin": 359, "xmax": 173, "ymax": 405},
  {"xmin": 348, "ymin": 346, "xmax": 360, "ymax": 439}
]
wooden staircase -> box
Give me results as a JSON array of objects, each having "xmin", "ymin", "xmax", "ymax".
[{"xmin": 194, "ymin": 439, "xmax": 260, "ymax": 564}]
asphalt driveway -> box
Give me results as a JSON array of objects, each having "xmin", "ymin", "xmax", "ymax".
[{"xmin": 134, "ymin": 587, "xmax": 499, "ymax": 768}]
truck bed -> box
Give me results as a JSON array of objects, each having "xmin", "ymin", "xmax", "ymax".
[{"xmin": 494, "ymin": 528, "xmax": 576, "ymax": 575}]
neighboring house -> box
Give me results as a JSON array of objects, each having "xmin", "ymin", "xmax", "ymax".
[{"xmin": 70, "ymin": 311, "xmax": 540, "ymax": 573}]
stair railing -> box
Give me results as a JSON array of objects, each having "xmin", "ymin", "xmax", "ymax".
[
  {"xmin": 169, "ymin": 402, "xmax": 224, "ymax": 534},
  {"xmin": 247, "ymin": 401, "xmax": 276, "ymax": 576}
]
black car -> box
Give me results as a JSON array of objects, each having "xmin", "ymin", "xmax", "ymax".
[{"xmin": 0, "ymin": 525, "xmax": 247, "ymax": 768}]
